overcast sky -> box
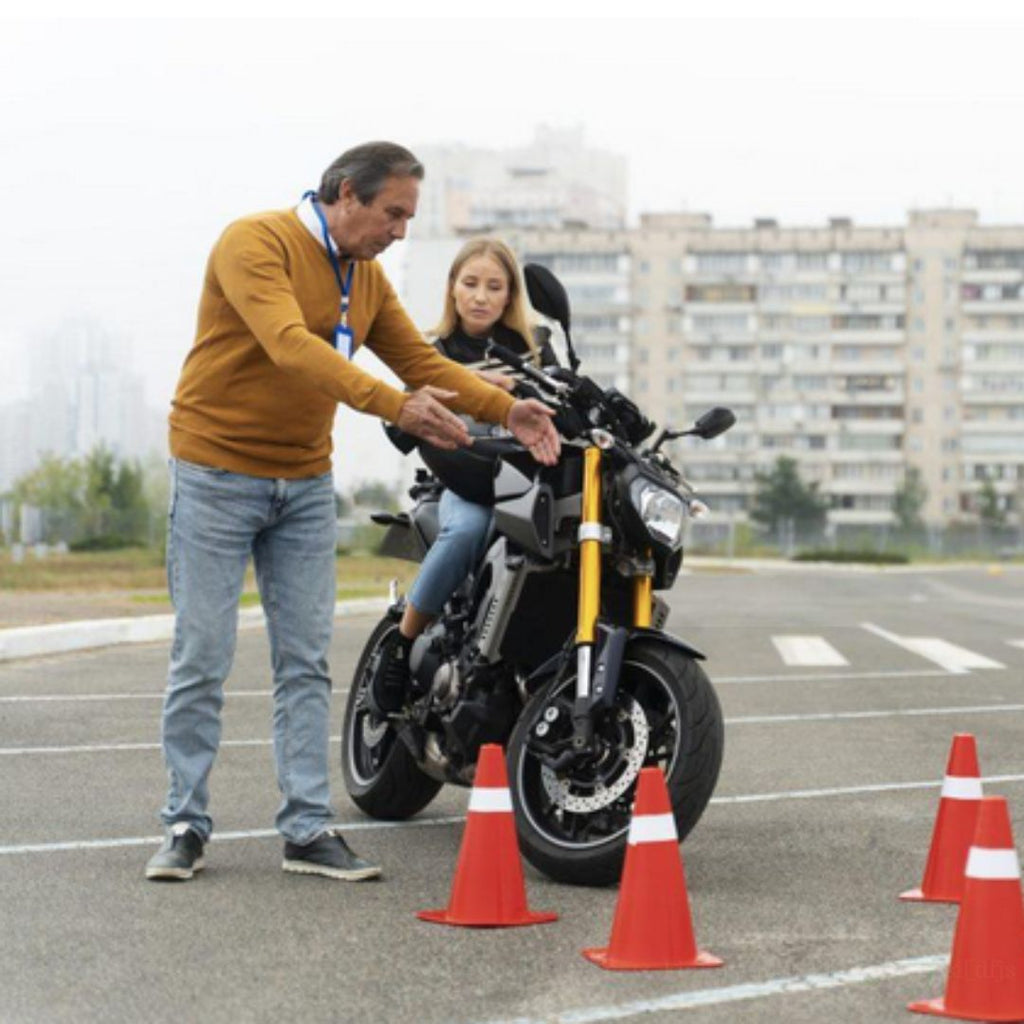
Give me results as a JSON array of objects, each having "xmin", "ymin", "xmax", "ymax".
[{"xmin": 4, "ymin": 9, "xmax": 1024, "ymax": 485}]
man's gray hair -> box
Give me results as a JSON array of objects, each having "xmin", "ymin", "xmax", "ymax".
[{"xmin": 318, "ymin": 141, "xmax": 424, "ymax": 205}]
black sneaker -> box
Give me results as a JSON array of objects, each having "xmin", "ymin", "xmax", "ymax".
[
  {"xmin": 282, "ymin": 829, "xmax": 382, "ymax": 881},
  {"xmin": 145, "ymin": 824, "xmax": 205, "ymax": 881},
  {"xmin": 366, "ymin": 631, "xmax": 412, "ymax": 716}
]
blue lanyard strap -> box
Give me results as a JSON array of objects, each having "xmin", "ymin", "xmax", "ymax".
[{"xmin": 303, "ymin": 190, "xmax": 354, "ymax": 322}]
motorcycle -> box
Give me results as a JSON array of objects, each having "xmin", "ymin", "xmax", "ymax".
[{"xmin": 340, "ymin": 264, "xmax": 735, "ymax": 885}]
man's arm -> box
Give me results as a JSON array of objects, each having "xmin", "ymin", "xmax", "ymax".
[
  {"xmin": 363, "ymin": 276, "xmax": 516, "ymax": 426},
  {"xmin": 213, "ymin": 220, "xmax": 409, "ymax": 424}
]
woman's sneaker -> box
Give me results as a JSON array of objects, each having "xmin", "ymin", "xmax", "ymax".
[
  {"xmin": 145, "ymin": 824, "xmax": 206, "ymax": 881},
  {"xmin": 282, "ymin": 829, "xmax": 382, "ymax": 881},
  {"xmin": 366, "ymin": 631, "xmax": 412, "ymax": 716}
]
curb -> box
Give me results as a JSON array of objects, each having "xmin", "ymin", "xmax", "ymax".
[{"xmin": 0, "ymin": 598, "xmax": 390, "ymax": 663}]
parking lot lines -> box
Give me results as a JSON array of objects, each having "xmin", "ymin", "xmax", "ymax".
[
  {"xmin": 477, "ymin": 954, "xmax": 949, "ymax": 1023},
  {"xmin": 0, "ymin": 815, "xmax": 466, "ymax": 856},
  {"xmin": 5, "ymin": 702, "xmax": 1024, "ymax": 758},
  {"xmin": 5, "ymin": 775, "xmax": 1024, "ymax": 858},
  {"xmin": 862, "ymin": 623, "xmax": 1006, "ymax": 674},
  {"xmin": 771, "ymin": 636, "xmax": 849, "ymax": 666}
]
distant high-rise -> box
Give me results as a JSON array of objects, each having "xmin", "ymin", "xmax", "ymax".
[
  {"xmin": 0, "ymin": 319, "xmax": 163, "ymax": 490},
  {"xmin": 401, "ymin": 126, "xmax": 628, "ymax": 328}
]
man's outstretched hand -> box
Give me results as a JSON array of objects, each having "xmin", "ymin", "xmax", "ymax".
[
  {"xmin": 508, "ymin": 399, "xmax": 561, "ymax": 466},
  {"xmin": 396, "ymin": 387, "xmax": 471, "ymax": 450}
]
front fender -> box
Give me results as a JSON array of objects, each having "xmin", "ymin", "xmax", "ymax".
[{"xmin": 625, "ymin": 626, "xmax": 705, "ymax": 662}]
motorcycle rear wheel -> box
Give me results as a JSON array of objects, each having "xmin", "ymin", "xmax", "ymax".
[
  {"xmin": 508, "ymin": 638, "xmax": 723, "ymax": 886},
  {"xmin": 341, "ymin": 615, "xmax": 443, "ymax": 820}
]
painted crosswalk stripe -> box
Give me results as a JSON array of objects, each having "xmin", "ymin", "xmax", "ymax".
[
  {"xmin": 772, "ymin": 635, "xmax": 849, "ymax": 667},
  {"xmin": 1008, "ymin": 640, "xmax": 1024, "ymax": 651},
  {"xmin": 476, "ymin": 954, "xmax": 949, "ymax": 1023},
  {"xmin": 862, "ymin": 623, "xmax": 1004, "ymax": 674}
]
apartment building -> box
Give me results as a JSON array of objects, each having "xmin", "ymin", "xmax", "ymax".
[{"xmin": 506, "ymin": 209, "xmax": 1024, "ymax": 532}]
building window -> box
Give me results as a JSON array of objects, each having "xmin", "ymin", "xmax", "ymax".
[
  {"xmin": 841, "ymin": 251, "xmax": 894, "ymax": 273},
  {"xmin": 695, "ymin": 252, "xmax": 748, "ymax": 274}
]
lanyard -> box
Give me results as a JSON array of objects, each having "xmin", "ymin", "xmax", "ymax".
[{"xmin": 303, "ymin": 190, "xmax": 355, "ymax": 330}]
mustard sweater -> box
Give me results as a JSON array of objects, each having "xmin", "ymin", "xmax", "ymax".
[{"xmin": 169, "ymin": 208, "xmax": 515, "ymax": 478}]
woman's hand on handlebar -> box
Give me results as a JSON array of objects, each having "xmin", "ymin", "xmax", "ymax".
[
  {"xmin": 474, "ymin": 369, "xmax": 516, "ymax": 392},
  {"xmin": 507, "ymin": 399, "xmax": 561, "ymax": 466}
]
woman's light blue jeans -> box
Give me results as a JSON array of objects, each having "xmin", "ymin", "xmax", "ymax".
[
  {"xmin": 407, "ymin": 489, "xmax": 492, "ymax": 616},
  {"xmin": 160, "ymin": 458, "xmax": 337, "ymax": 845}
]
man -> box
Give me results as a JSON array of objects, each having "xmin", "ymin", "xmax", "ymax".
[{"xmin": 146, "ymin": 141, "xmax": 559, "ymax": 883}]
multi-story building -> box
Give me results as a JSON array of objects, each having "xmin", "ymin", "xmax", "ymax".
[
  {"xmin": 0, "ymin": 319, "xmax": 164, "ymax": 492},
  {"xmin": 503, "ymin": 209, "xmax": 1024, "ymax": 534},
  {"xmin": 400, "ymin": 126, "xmax": 628, "ymax": 329}
]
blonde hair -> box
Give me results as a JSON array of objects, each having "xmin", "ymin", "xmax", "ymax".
[{"xmin": 433, "ymin": 237, "xmax": 539, "ymax": 365}]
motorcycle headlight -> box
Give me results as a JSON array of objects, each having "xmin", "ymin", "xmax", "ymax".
[{"xmin": 628, "ymin": 479, "xmax": 686, "ymax": 548}]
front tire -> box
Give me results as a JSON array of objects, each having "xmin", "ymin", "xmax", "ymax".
[
  {"xmin": 341, "ymin": 615, "xmax": 443, "ymax": 820},
  {"xmin": 508, "ymin": 639, "xmax": 723, "ymax": 886}
]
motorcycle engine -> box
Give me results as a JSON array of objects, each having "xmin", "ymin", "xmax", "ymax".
[{"xmin": 410, "ymin": 627, "xmax": 462, "ymax": 709}]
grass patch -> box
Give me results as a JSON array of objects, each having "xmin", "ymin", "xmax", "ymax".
[
  {"xmin": 0, "ymin": 549, "xmax": 419, "ymax": 594},
  {"xmin": 792, "ymin": 549, "xmax": 910, "ymax": 565}
]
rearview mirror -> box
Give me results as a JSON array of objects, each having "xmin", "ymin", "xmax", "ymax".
[
  {"xmin": 692, "ymin": 407, "xmax": 736, "ymax": 440},
  {"xmin": 523, "ymin": 263, "xmax": 571, "ymax": 334}
]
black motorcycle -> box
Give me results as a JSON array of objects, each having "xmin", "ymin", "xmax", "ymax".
[{"xmin": 341, "ymin": 264, "xmax": 734, "ymax": 885}]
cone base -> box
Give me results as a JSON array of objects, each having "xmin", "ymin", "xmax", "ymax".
[
  {"xmin": 582, "ymin": 945, "xmax": 724, "ymax": 971},
  {"xmin": 909, "ymin": 996, "xmax": 1024, "ymax": 1021},
  {"xmin": 417, "ymin": 907, "xmax": 558, "ymax": 929},
  {"xmin": 899, "ymin": 887, "xmax": 961, "ymax": 905}
]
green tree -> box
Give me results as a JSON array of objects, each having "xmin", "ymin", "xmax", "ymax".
[
  {"xmin": 12, "ymin": 454, "xmax": 83, "ymax": 511},
  {"xmin": 977, "ymin": 476, "xmax": 1006, "ymax": 528},
  {"xmin": 11, "ymin": 454, "xmax": 84, "ymax": 543},
  {"xmin": 11, "ymin": 446, "xmax": 155, "ymax": 548},
  {"xmin": 352, "ymin": 481, "xmax": 398, "ymax": 510},
  {"xmin": 750, "ymin": 456, "xmax": 829, "ymax": 543},
  {"xmin": 893, "ymin": 466, "xmax": 928, "ymax": 535}
]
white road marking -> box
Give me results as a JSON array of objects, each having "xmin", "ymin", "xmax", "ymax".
[
  {"xmin": 0, "ymin": 815, "xmax": 466, "ymax": 856},
  {"xmin": 1009, "ymin": 640, "xmax": 1024, "ymax": 650},
  {"xmin": 725, "ymin": 703, "xmax": 1024, "ymax": 725},
  {"xmin": 862, "ymin": 623, "xmax": 1004, "ymax": 674},
  {"xmin": 0, "ymin": 687, "xmax": 350, "ymax": 704},
  {"xmin": 6, "ymin": 775, "xmax": 1024, "ymax": 857},
  {"xmin": 0, "ymin": 690, "xmax": 271, "ymax": 703},
  {"xmin": 718, "ymin": 668, "xmax": 957, "ymax": 685},
  {"xmin": 710, "ymin": 773, "xmax": 1024, "ymax": 806},
  {"xmin": 477, "ymin": 954, "xmax": 948, "ymax": 1023},
  {"xmin": 772, "ymin": 635, "xmax": 849, "ymax": 666},
  {"xmin": 6, "ymin": 703, "xmax": 1024, "ymax": 757},
  {"xmin": 0, "ymin": 739, "xmax": 274, "ymax": 756}
]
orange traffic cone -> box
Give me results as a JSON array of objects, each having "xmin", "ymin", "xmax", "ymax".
[
  {"xmin": 417, "ymin": 744, "xmax": 557, "ymax": 928},
  {"xmin": 582, "ymin": 766, "xmax": 722, "ymax": 970},
  {"xmin": 901, "ymin": 733, "xmax": 983, "ymax": 904},
  {"xmin": 909, "ymin": 796, "xmax": 1024, "ymax": 1021}
]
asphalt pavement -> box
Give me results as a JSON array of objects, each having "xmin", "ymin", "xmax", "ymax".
[{"xmin": 2, "ymin": 563, "xmax": 1023, "ymax": 1023}]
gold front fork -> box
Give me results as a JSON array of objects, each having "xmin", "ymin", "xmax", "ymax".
[
  {"xmin": 633, "ymin": 567, "xmax": 653, "ymax": 628},
  {"xmin": 575, "ymin": 446, "xmax": 602, "ymax": 698},
  {"xmin": 576, "ymin": 446, "xmax": 602, "ymax": 646}
]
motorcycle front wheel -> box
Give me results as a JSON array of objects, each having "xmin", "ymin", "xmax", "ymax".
[
  {"xmin": 508, "ymin": 638, "xmax": 723, "ymax": 886},
  {"xmin": 341, "ymin": 615, "xmax": 443, "ymax": 820}
]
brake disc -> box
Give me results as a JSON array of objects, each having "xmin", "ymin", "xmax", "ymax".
[{"xmin": 539, "ymin": 695, "xmax": 650, "ymax": 813}]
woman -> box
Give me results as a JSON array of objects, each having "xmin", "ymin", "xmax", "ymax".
[{"xmin": 368, "ymin": 237, "xmax": 557, "ymax": 715}]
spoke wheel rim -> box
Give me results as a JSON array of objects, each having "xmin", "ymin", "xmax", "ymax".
[
  {"xmin": 347, "ymin": 626, "xmax": 400, "ymax": 786},
  {"xmin": 515, "ymin": 657, "xmax": 682, "ymax": 851}
]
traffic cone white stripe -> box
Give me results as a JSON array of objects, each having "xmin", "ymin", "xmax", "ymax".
[
  {"xmin": 965, "ymin": 846, "xmax": 1021, "ymax": 880},
  {"xmin": 940, "ymin": 775, "xmax": 983, "ymax": 800},
  {"xmin": 628, "ymin": 812, "xmax": 677, "ymax": 845},
  {"xmin": 467, "ymin": 787, "xmax": 513, "ymax": 813}
]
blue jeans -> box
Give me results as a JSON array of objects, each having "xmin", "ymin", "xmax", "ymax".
[
  {"xmin": 407, "ymin": 489, "xmax": 492, "ymax": 616},
  {"xmin": 160, "ymin": 458, "xmax": 337, "ymax": 844}
]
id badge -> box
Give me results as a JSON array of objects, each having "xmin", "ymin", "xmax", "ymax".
[{"xmin": 334, "ymin": 324, "xmax": 355, "ymax": 359}]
